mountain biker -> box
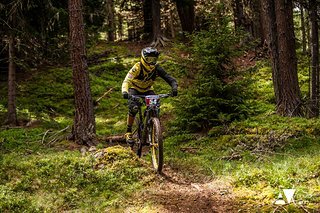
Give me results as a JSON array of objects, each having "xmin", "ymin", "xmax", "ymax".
[{"xmin": 122, "ymin": 47, "xmax": 178, "ymax": 145}]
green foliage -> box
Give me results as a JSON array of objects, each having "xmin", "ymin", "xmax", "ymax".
[
  {"xmin": 0, "ymin": 128, "xmax": 44, "ymax": 152},
  {"xmin": 174, "ymin": 17, "xmax": 250, "ymax": 132},
  {"xmin": 0, "ymin": 185, "xmax": 39, "ymax": 212},
  {"xmin": 0, "ymin": 144, "xmax": 153, "ymax": 211},
  {"xmin": 164, "ymin": 114, "xmax": 320, "ymax": 210},
  {"xmin": 18, "ymin": 68, "xmax": 73, "ymax": 117},
  {"xmin": 176, "ymin": 76, "xmax": 250, "ymax": 131},
  {"xmin": 191, "ymin": 19, "xmax": 238, "ymax": 78}
]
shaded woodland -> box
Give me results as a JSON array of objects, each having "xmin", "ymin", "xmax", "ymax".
[
  {"xmin": 1, "ymin": 0, "xmax": 320, "ymax": 211},
  {"xmin": 1, "ymin": 0, "xmax": 320, "ymax": 143}
]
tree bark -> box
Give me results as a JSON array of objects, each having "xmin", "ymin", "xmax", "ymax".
[
  {"xmin": 300, "ymin": 4, "xmax": 307, "ymax": 54},
  {"xmin": 275, "ymin": 0, "xmax": 301, "ymax": 116},
  {"xmin": 106, "ymin": 0, "xmax": 115, "ymax": 42},
  {"xmin": 169, "ymin": 7, "xmax": 175, "ymax": 38},
  {"xmin": 68, "ymin": 0, "xmax": 97, "ymax": 146},
  {"xmin": 309, "ymin": 0, "xmax": 319, "ymax": 117},
  {"xmin": 263, "ymin": 0, "xmax": 280, "ymax": 102},
  {"xmin": 263, "ymin": 0, "xmax": 301, "ymax": 116},
  {"xmin": 259, "ymin": 0, "xmax": 269, "ymax": 46},
  {"xmin": 143, "ymin": 0, "xmax": 153, "ymax": 40},
  {"xmin": 232, "ymin": 0, "xmax": 246, "ymax": 32},
  {"xmin": 175, "ymin": 0, "xmax": 195, "ymax": 33},
  {"xmin": 118, "ymin": 13, "xmax": 123, "ymax": 40},
  {"xmin": 7, "ymin": 34, "xmax": 18, "ymax": 126},
  {"xmin": 152, "ymin": 0, "xmax": 161, "ymax": 41}
]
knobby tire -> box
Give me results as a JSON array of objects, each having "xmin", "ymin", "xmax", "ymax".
[
  {"xmin": 149, "ymin": 117, "xmax": 163, "ymax": 173},
  {"xmin": 132, "ymin": 117, "xmax": 143, "ymax": 157}
]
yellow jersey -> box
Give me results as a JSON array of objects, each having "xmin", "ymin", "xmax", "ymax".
[{"xmin": 122, "ymin": 62, "xmax": 177, "ymax": 93}]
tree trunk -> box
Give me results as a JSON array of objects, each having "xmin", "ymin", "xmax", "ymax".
[
  {"xmin": 106, "ymin": 0, "xmax": 115, "ymax": 42},
  {"xmin": 175, "ymin": 0, "xmax": 195, "ymax": 33},
  {"xmin": 306, "ymin": 10, "xmax": 311, "ymax": 54},
  {"xmin": 152, "ymin": 0, "xmax": 161, "ymax": 41},
  {"xmin": 150, "ymin": 0, "xmax": 170, "ymax": 47},
  {"xmin": 275, "ymin": 0, "xmax": 301, "ymax": 116},
  {"xmin": 300, "ymin": 4, "xmax": 307, "ymax": 54},
  {"xmin": 263, "ymin": 0, "xmax": 301, "ymax": 116},
  {"xmin": 251, "ymin": 0, "xmax": 262, "ymax": 42},
  {"xmin": 263, "ymin": 0, "xmax": 280, "ymax": 101},
  {"xmin": 232, "ymin": 0, "xmax": 246, "ymax": 32},
  {"xmin": 309, "ymin": 0, "xmax": 319, "ymax": 117},
  {"xmin": 143, "ymin": 0, "xmax": 153, "ymax": 41},
  {"xmin": 7, "ymin": 34, "xmax": 18, "ymax": 126},
  {"xmin": 169, "ymin": 7, "xmax": 175, "ymax": 38},
  {"xmin": 259, "ymin": 0, "xmax": 269, "ymax": 46},
  {"xmin": 68, "ymin": 0, "xmax": 97, "ymax": 146},
  {"xmin": 118, "ymin": 13, "xmax": 123, "ymax": 40},
  {"xmin": 128, "ymin": 21, "xmax": 134, "ymax": 41}
]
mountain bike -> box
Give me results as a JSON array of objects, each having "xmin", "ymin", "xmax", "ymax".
[{"xmin": 129, "ymin": 93, "xmax": 171, "ymax": 173}]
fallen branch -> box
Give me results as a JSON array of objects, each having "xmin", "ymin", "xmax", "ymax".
[
  {"xmin": 96, "ymin": 87, "xmax": 113, "ymax": 103},
  {"xmin": 102, "ymin": 134, "xmax": 125, "ymax": 143},
  {"xmin": 46, "ymin": 126, "xmax": 70, "ymax": 146},
  {"xmin": 180, "ymin": 147, "xmax": 200, "ymax": 154},
  {"xmin": 41, "ymin": 130, "xmax": 50, "ymax": 144}
]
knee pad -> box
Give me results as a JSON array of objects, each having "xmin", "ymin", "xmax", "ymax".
[{"xmin": 128, "ymin": 100, "xmax": 139, "ymax": 116}]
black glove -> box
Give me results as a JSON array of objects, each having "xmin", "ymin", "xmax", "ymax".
[
  {"xmin": 122, "ymin": 91, "xmax": 129, "ymax": 99},
  {"xmin": 172, "ymin": 88, "xmax": 178, "ymax": 97}
]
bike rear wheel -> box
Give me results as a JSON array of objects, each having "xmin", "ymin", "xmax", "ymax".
[{"xmin": 148, "ymin": 117, "xmax": 163, "ymax": 173}]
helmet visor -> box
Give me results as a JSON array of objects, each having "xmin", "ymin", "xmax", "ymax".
[{"xmin": 145, "ymin": 56, "xmax": 158, "ymax": 65}]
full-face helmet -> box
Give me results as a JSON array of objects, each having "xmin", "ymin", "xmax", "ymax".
[{"xmin": 141, "ymin": 47, "xmax": 160, "ymax": 65}]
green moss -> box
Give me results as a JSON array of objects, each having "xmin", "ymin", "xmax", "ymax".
[{"xmin": 0, "ymin": 146, "xmax": 153, "ymax": 211}]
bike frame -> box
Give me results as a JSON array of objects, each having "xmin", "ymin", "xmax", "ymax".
[
  {"xmin": 131, "ymin": 94, "xmax": 170, "ymax": 145},
  {"xmin": 130, "ymin": 93, "xmax": 170, "ymax": 173}
]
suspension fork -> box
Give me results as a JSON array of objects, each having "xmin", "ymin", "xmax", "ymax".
[{"xmin": 142, "ymin": 108, "xmax": 151, "ymax": 144}]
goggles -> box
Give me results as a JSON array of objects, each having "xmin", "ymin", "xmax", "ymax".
[{"xmin": 145, "ymin": 56, "xmax": 158, "ymax": 65}]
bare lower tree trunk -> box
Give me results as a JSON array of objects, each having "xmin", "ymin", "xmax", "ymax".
[
  {"xmin": 143, "ymin": 0, "xmax": 153, "ymax": 41},
  {"xmin": 150, "ymin": 0, "xmax": 170, "ymax": 47},
  {"xmin": 274, "ymin": 0, "xmax": 301, "ymax": 116},
  {"xmin": 175, "ymin": 0, "xmax": 195, "ymax": 33},
  {"xmin": 7, "ymin": 34, "xmax": 18, "ymax": 126},
  {"xmin": 309, "ymin": 0, "xmax": 319, "ymax": 117},
  {"xmin": 263, "ymin": 0, "xmax": 280, "ymax": 101},
  {"xmin": 169, "ymin": 8, "xmax": 175, "ymax": 38},
  {"xmin": 263, "ymin": 0, "xmax": 301, "ymax": 116},
  {"xmin": 106, "ymin": 0, "xmax": 115, "ymax": 42},
  {"xmin": 152, "ymin": 0, "xmax": 161, "ymax": 41},
  {"xmin": 69, "ymin": 0, "xmax": 97, "ymax": 146},
  {"xmin": 232, "ymin": 0, "xmax": 246, "ymax": 31},
  {"xmin": 118, "ymin": 13, "xmax": 123, "ymax": 40},
  {"xmin": 259, "ymin": 0, "xmax": 269, "ymax": 46},
  {"xmin": 300, "ymin": 4, "xmax": 307, "ymax": 54}
]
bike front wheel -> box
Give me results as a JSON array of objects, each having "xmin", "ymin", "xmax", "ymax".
[
  {"xmin": 148, "ymin": 117, "xmax": 163, "ymax": 173},
  {"xmin": 132, "ymin": 116, "xmax": 143, "ymax": 157}
]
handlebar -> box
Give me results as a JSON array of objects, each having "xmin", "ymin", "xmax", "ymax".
[{"xmin": 129, "ymin": 93, "xmax": 171, "ymax": 100}]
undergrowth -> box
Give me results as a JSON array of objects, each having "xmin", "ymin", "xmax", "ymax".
[
  {"xmin": 1, "ymin": 39, "xmax": 320, "ymax": 212},
  {"xmin": 0, "ymin": 128, "xmax": 154, "ymax": 211},
  {"xmin": 164, "ymin": 56, "xmax": 320, "ymax": 211}
]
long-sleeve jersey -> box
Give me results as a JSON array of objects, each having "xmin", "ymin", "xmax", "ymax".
[{"xmin": 122, "ymin": 62, "xmax": 178, "ymax": 93}]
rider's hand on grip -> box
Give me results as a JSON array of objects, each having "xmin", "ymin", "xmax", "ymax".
[{"xmin": 122, "ymin": 91, "xmax": 129, "ymax": 99}]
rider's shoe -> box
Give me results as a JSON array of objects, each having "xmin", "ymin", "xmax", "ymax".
[{"xmin": 125, "ymin": 132, "xmax": 134, "ymax": 146}]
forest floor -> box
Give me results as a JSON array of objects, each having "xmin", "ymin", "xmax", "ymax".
[
  {"xmin": 124, "ymin": 166, "xmax": 238, "ymax": 213},
  {"xmin": 98, "ymin": 141, "xmax": 240, "ymax": 212}
]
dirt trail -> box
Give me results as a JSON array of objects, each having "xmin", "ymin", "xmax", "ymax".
[{"xmin": 125, "ymin": 166, "xmax": 239, "ymax": 213}]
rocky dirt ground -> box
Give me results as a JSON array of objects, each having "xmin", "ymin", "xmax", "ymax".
[{"xmin": 124, "ymin": 166, "xmax": 239, "ymax": 213}]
